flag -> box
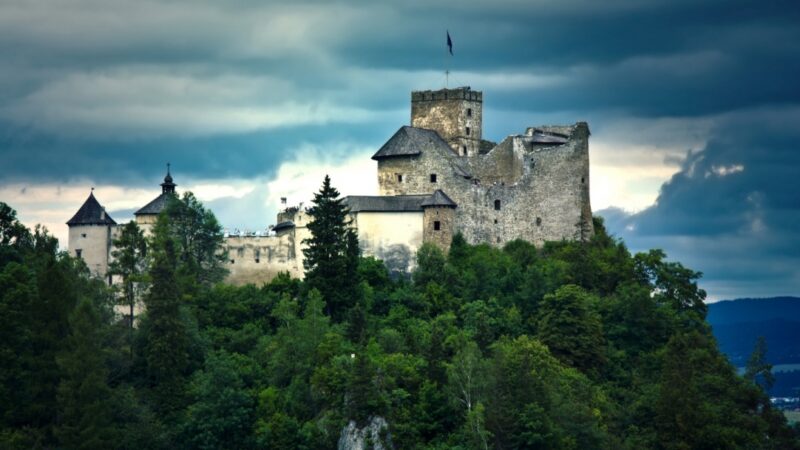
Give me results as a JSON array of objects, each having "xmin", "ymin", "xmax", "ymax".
[{"xmin": 447, "ymin": 31, "xmax": 453, "ymax": 55}]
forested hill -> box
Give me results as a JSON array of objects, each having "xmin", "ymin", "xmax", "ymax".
[
  {"xmin": 1, "ymin": 183, "xmax": 799, "ymax": 450},
  {"xmin": 708, "ymin": 297, "xmax": 800, "ymax": 366}
]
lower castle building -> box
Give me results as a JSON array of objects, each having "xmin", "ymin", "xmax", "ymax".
[{"xmin": 68, "ymin": 85, "xmax": 593, "ymax": 286}]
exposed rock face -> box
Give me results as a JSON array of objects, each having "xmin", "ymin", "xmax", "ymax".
[{"xmin": 338, "ymin": 416, "xmax": 392, "ymax": 450}]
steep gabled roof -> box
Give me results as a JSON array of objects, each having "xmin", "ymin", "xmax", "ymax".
[
  {"xmin": 371, "ymin": 126, "xmax": 452, "ymax": 160},
  {"xmin": 67, "ymin": 192, "xmax": 117, "ymax": 226},
  {"xmin": 134, "ymin": 192, "xmax": 174, "ymax": 216},
  {"xmin": 421, "ymin": 190, "xmax": 457, "ymax": 208},
  {"xmin": 345, "ymin": 195, "xmax": 429, "ymax": 212}
]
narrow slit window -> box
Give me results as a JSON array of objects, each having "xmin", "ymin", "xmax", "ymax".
[
  {"xmin": 467, "ymin": 108, "xmax": 472, "ymax": 117},
  {"xmin": 430, "ymin": 174, "xmax": 437, "ymax": 183},
  {"xmin": 434, "ymin": 221, "xmax": 441, "ymax": 231},
  {"xmin": 536, "ymin": 217, "xmax": 542, "ymax": 226},
  {"xmin": 494, "ymin": 200, "xmax": 501, "ymax": 210},
  {"xmin": 466, "ymin": 126, "xmax": 471, "ymax": 136},
  {"xmin": 397, "ymin": 174, "xmax": 403, "ymax": 182},
  {"xmin": 462, "ymin": 146, "xmax": 467, "ymax": 155}
]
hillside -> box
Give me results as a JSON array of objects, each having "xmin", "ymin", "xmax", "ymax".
[
  {"xmin": 3, "ymin": 196, "xmax": 799, "ymax": 449},
  {"xmin": 707, "ymin": 297, "xmax": 800, "ymax": 366}
]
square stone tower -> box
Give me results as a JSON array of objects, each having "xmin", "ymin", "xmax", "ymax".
[{"xmin": 411, "ymin": 86, "xmax": 483, "ymax": 156}]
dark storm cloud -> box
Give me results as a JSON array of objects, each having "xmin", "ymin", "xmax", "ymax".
[
  {"xmin": 0, "ymin": 0, "xmax": 798, "ymax": 299},
  {"xmin": 0, "ymin": 119, "xmax": 401, "ymax": 185},
  {"xmin": 598, "ymin": 108, "xmax": 800, "ymax": 299}
]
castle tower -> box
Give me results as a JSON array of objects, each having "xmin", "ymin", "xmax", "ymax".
[
  {"xmin": 67, "ymin": 190, "xmax": 117, "ymax": 279},
  {"xmin": 421, "ymin": 189, "xmax": 457, "ymax": 251},
  {"xmin": 411, "ymin": 86, "xmax": 483, "ymax": 156},
  {"xmin": 134, "ymin": 164, "xmax": 177, "ymax": 234}
]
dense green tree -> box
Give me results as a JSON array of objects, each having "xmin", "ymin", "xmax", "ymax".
[
  {"xmin": 142, "ymin": 216, "xmax": 190, "ymax": 417},
  {"xmin": 302, "ymin": 175, "xmax": 360, "ymax": 320},
  {"xmin": 161, "ymin": 192, "xmax": 227, "ymax": 294},
  {"xmin": 486, "ymin": 335, "xmax": 609, "ymax": 449},
  {"xmin": 0, "ymin": 263, "xmax": 36, "ymax": 436},
  {"xmin": 537, "ymin": 284, "xmax": 606, "ymax": 374},
  {"xmin": 109, "ymin": 221, "xmax": 148, "ymax": 328},
  {"xmin": 2, "ymin": 199, "xmax": 799, "ymax": 449},
  {"xmin": 180, "ymin": 351, "xmax": 255, "ymax": 450},
  {"xmin": 55, "ymin": 299, "xmax": 117, "ymax": 450}
]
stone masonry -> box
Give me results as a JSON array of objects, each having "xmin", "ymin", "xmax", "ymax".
[{"xmin": 68, "ymin": 85, "xmax": 593, "ymax": 288}]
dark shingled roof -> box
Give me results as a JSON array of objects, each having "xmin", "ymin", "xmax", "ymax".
[
  {"xmin": 345, "ymin": 195, "xmax": 429, "ymax": 212},
  {"xmin": 134, "ymin": 192, "xmax": 174, "ymax": 216},
  {"xmin": 272, "ymin": 221, "xmax": 295, "ymax": 232},
  {"xmin": 421, "ymin": 190, "xmax": 457, "ymax": 208},
  {"xmin": 372, "ymin": 126, "xmax": 452, "ymax": 160},
  {"xmin": 67, "ymin": 192, "xmax": 117, "ymax": 226}
]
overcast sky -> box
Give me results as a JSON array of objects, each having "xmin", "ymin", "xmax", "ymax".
[{"xmin": 1, "ymin": 0, "xmax": 798, "ymax": 300}]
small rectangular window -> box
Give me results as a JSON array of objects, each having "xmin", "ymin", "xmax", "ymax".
[
  {"xmin": 75, "ymin": 249, "xmax": 82, "ymax": 258},
  {"xmin": 430, "ymin": 174, "xmax": 437, "ymax": 183},
  {"xmin": 434, "ymin": 221, "xmax": 441, "ymax": 231},
  {"xmin": 494, "ymin": 200, "xmax": 501, "ymax": 210},
  {"xmin": 397, "ymin": 174, "xmax": 403, "ymax": 182},
  {"xmin": 81, "ymin": 233, "xmax": 87, "ymax": 238},
  {"xmin": 467, "ymin": 108, "xmax": 472, "ymax": 117},
  {"xmin": 462, "ymin": 146, "xmax": 467, "ymax": 155},
  {"xmin": 466, "ymin": 127, "xmax": 471, "ymax": 136}
]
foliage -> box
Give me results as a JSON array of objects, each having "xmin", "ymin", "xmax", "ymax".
[
  {"xmin": 109, "ymin": 220, "xmax": 148, "ymax": 327},
  {"xmin": 745, "ymin": 336, "xmax": 775, "ymax": 391},
  {"xmin": 1, "ymin": 192, "xmax": 799, "ymax": 449},
  {"xmin": 302, "ymin": 175, "xmax": 360, "ymax": 321}
]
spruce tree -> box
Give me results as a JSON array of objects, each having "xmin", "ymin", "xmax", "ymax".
[
  {"xmin": 744, "ymin": 336, "xmax": 775, "ymax": 391},
  {"xmin": 302, "ymin": 175, "xmax": 359, "ymax": 320},
  {"xmin": 55, "ymin": 299, "xmax": 116, "ymax": 450},
  {"xmin": 143, "ymin": 215, "xmax": 189, "ymax": 416}
]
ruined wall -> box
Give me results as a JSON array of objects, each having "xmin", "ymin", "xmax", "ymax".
[
  {"xmin": 376, "ymin": 122, "xmax": 593, "ymax": 247},
  {"xmin": 69, "ymin": 224, "xmax": 116, "ymax": 277},
  {"xmin": 351, "ymin": 211, "xmax": 423, "ymax": 275},
  {"xmin": 411, "ymin": 88, "xmax": 483, "ymax": 157},
  {"xmin": 422, "ymin": 207, "xmax": 455, "ymax": 251},
  {"xmin": 224, "ymin": 230, "xmax": 303, "ymax": 285}
]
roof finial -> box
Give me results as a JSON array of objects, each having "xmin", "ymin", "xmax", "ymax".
[
  {"xmin": 91, "ymin": 186, "xmax": 94, "ymax": 192},
  {"xmin": 161, "ymin": 163, "xmax": 176, "ymax": 193}
]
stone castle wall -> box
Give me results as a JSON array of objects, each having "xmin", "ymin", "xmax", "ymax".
[
  {"xmin": 411, "ymin": 88, "xmax": 484, "ymax": 156},
  {"xmin": 423, "ymin": 207, "xmax": 455, "ymax": 251},
  {"xmin": 377, "ymin": 123, "xmax": 593, "ymax": 247}
]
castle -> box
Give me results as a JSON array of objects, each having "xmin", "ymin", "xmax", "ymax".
[{"xmin": 67, "ymin": 86, "xmax": 593, "ymax": 286}]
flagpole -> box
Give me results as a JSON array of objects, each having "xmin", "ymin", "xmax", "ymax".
[{"xmin": 445, "ymin": 30, "xmax": 451, "ymax": 88}]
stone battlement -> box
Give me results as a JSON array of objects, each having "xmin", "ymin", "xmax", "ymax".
[{"xmin": 411, "ymin": 86, "xmax": 482, "ymax": 102}]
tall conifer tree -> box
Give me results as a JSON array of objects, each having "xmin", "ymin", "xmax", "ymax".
[
  {"xmin": 302, "ymin": 175, "xmax": 360, "ymax": 320},
  {"xmin": 143, "ymin": 215, "xmax": 189, "ymax": 416}
]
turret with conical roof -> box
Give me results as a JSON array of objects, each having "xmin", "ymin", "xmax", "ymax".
[{"xmin": 67, "ymin": 190, "xmax": 117, "ymax": 278}]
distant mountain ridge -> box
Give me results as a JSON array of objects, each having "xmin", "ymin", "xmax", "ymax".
[{"xmin": 707, "ymin": 296, "xmax": 800, "ymax": 366}]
